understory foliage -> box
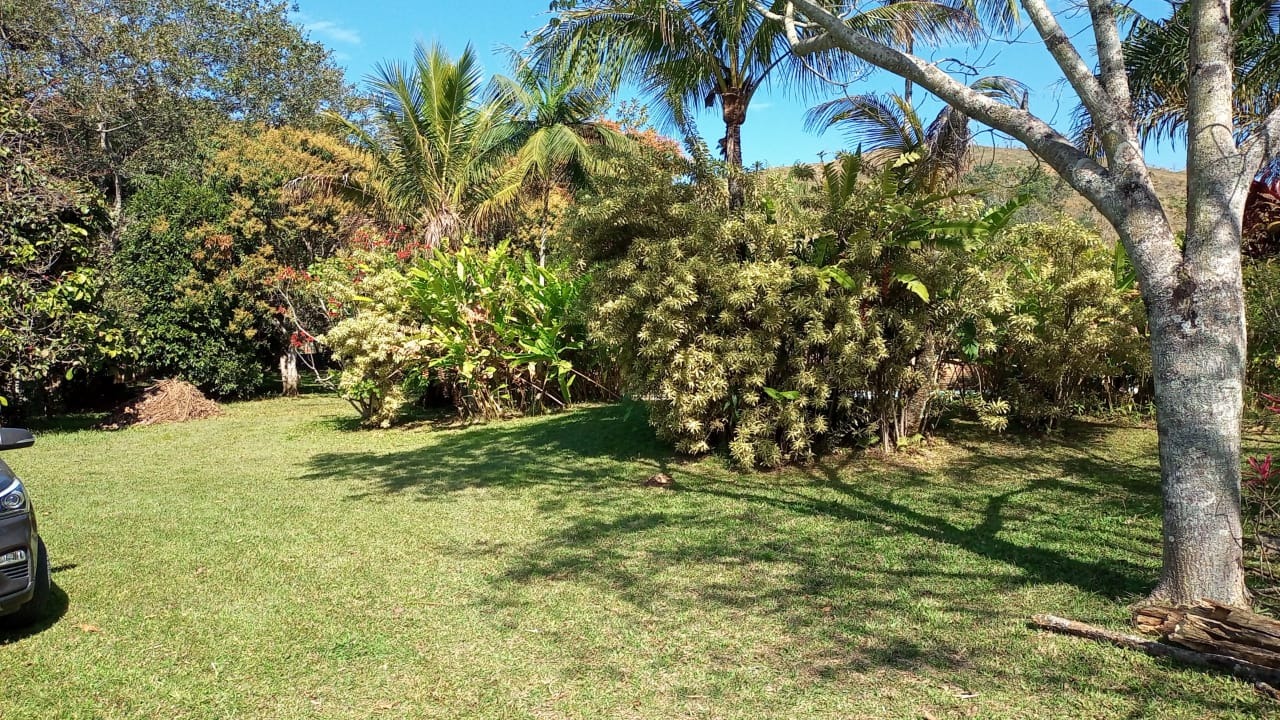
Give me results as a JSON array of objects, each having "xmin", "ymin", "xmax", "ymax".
[
  {"xmin": 406, "ymin": 242, "xmax": 593, "ymax": 418},
  {"xmin": 1246, "ymin": 259, "xmax": 1280, "ymax": 419},
  {"xmin": 1245, "ymin": 394, "xmax": 1280, "ymax": 605},
  {"xmin": 0, "ymin": 88, "xmax": 118, "ymax": 415},
  {"xmin": 982, "ymin": 219, "xmax": 1150, "ymax": 427},
  {"xmin": 317, "ymin": 239, "xmax": 596, "ymax": 427},
  {"xmin": 586, "ymin": 151, "xmax": 1011, "ymax": 466},
  {"xmin": 580, "ymin": 145, "xmax": 1151, "ymax": 466},
  {"xmin": 111, "ymin": 128, "xmax": 374, "ymax": 397}
]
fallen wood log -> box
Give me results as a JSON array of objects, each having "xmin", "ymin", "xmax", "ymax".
[
  {"xmin": 1030, "ymin": 614, "xmax": 1280, "ymax": 687},
  {"xmin": 1134, "ymin": 601, "xmax": 1280, "ymax": 669}
]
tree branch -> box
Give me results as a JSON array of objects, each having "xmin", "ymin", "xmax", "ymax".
[
  {"xmin": 784, "ymin": 0, "xmax": 1116, "ymax": 210},
  {"xmin": 1085, "ymin": 0, "xmax": 1145, "ymax": 172},
  {"xmin": 1087, "ymin": 0, "xmax": 1131, "ymax": 108},
  {"xmin": 1184, "ymin": 0, "xmax": 1251, "ymax": 265},
  {"xmin": 1019, "ymin": 0, "xmax": 1114, "ymax": 120},
  {"xmin": 1242, "ymin": 102, "xmax": 1280, "ymax": 175}
]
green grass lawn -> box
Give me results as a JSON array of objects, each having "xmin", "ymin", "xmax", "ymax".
[{"xmin": 0, "ymin": 396, "xmax": 1272, "ymax": 719}]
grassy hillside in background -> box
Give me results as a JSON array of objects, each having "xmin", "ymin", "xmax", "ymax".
[{"xmin": 963, "ymin": 146, "xmax": 1188, "ymax": 237}]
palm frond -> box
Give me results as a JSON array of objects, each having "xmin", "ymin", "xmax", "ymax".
[{"xmin": 806, "ymin": 92, "xmax": 923, "ymax": 158}]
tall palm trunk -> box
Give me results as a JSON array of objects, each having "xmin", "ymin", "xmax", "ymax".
[{"xmin": 722, "ymin": 90, "xmax": 747, "ymax": 210}]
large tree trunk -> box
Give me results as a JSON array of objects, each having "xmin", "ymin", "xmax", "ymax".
[
  {"xmin": 1114, "ymin": 191, "xmax": 1250, "ymax": 607},
  {"xmin": 1146, "ymin": 263, "xmax": 1249, "ymax": 606},
  {"xmin": 1142, "ymin": 0, "xmax": 1252, "ymax": 607}
]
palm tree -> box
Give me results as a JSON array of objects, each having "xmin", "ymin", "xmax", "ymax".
[
  {"xmin": 492, "ymin": 50, "xmax": 629, "ymax": 265},
  {"xmin": 330, "ymin": 43, "xmax": 524, "ymax": 246},
  {"xmin": 805, "ymin": 76, "xmax": 1028, "ymax": 193},
  {"xmin": 537, "ymin": 0, "xmax": 985, "ymax": 209}
]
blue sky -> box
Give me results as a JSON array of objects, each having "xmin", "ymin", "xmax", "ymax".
[{"xmin": 291, "ymin": 1, "xmax": 1186, "ymax": 171}]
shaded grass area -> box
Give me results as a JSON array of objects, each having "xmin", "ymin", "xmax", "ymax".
[{"xmin": 0, "ymin": 396, "xmax": 1268, "ymax": 718}]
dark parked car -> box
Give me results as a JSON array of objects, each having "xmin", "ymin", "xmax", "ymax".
[{"xmin": 0, "ymin": 428, "xmax": 49, "ymax": 626}]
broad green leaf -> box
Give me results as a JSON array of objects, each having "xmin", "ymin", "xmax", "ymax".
[
  {"xmin": 762, "ymin": 386, "xmax": 801, "ymax": 402},
  {"xmin": 894, "ymin": 273, "xmax": 931, "ymax": 302}
]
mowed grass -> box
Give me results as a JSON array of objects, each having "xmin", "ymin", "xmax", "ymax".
[{"xmin": 0, "ymin": 396, "xmax": 1271, "ymax": 719}]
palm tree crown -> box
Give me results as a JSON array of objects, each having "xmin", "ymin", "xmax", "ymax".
[
  {"xmin": 332, "ymin": 42, "xmax": 524, "ymax": 246},
  {"xmin": 1121, "ymin": 0, "xmax": 1280, "ymax": 157},
  {"xmin": 537, "ymin": 0, "xmax": 987, "ymax": 209},
  {"xmin": 492, "ymin": 49, "xmax": 630, "ymax": 263},
  {"xmin": 806, "ymin": 76, "xmax": 1027, "ymax": 192}
]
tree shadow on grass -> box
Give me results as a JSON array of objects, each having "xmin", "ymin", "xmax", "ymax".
[
  {"xmin": 485, "ymin": 459, "xmax": 1246, "ymax": 712},
  {"xmin": 306, "ymin": 403, "xmax": 1159, "ymax": 602},
  {"xmin": 302, "ymin": 403, "xmax": 675, "ymax": 500},
  {"xmin": 298, "ymin": 403, "xmax": 1266, "ymax": 714},
  {"xmin": 22, "ymin": 413, "xmax": 107, "ymax": 435}
]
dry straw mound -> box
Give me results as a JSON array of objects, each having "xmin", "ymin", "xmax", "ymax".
[{"xmin": 101, "ymin": 379, "xmax": 222, "ymax": 429}]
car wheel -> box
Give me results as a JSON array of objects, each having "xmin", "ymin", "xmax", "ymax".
[{"xmin": 5, "ymin": 538, "xmax": 50, "ymax": 626}]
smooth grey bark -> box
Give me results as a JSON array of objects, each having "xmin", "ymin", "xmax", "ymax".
[
  {"xmin": 1148, "ymin": 259, "xmax": 1248, "ymax": 604},
  {"xmin": 1145, "ymin": 0, "xmax": 1251, "ymax": 604},
  {"xmin": 775, "ymin": 0, "xmax": 1267, "ymax": 605},
  {"xmin": 280, "ymin": 350, "xmax": 300, "ymax": 397}
]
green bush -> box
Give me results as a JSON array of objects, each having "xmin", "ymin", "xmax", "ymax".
[
  {"xmin": 1246, "ymin": 259, "xmax": 1280, "ymax": 419},
  {"xmin": 113, "ymin": 174, "xmax": 279, "ymax": 397},
  {"xmin": 982, "ymin": 218, "xmax": 1150, "ymax": 426},
  {"xmin": 587, "ymin": 155, "xmax": 1015, "ymax": 466},
  {"xmin": 557, "ymin": 128, "xmax": 711, "ymax": 266},
  {"xmin": 0, "ymin": 88, "xmax": 120, "ymax": 415},
  {"xmin": 315, "ymin": 239, "xmax": 598, "ymax": 427},
  {"xmin": 405, "ymin": 241, "xmax": 593, "ymax": 419},
  {"xmin": 319, "ymin": 259, "xmax": 420, "ymax": 427}
]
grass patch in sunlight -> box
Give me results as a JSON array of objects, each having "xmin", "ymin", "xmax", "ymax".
[{"xmin": 0, "ymin": 396, "xmax": 1267, "ymax": 719}]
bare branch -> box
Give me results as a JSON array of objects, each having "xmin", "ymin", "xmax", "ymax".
[
  {"xmin": 1087, "ymin": 0, "xmax": 1132, "ymax": 108},
  {"xmin": 1083, "ymin": 0, "xmax": 1146, "ymax": 173}
]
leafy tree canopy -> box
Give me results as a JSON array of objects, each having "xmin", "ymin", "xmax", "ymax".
[
  {"xmin": 0, "ymin": 85, "xmax": 119, "ymax": 414},
  {"xmin": 0, "ymin": 0, "xmax": 351, "ymax": 207}
]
